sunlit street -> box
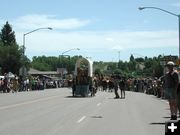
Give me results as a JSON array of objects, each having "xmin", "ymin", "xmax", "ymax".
[{"xmin": 0, "ymin": 88, "xmax": 170, "ymax": 135}]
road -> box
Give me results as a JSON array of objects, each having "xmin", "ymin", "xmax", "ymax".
[{"xmin": 0, "ymin": 88, "xmax": 171, "ymax": 135}]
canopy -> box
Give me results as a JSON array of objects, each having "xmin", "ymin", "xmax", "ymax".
[
  {"xmin": 74, "ymin": 57, "xmax": 93, "ymax": 77},
  {"xmin": 0, "ymin": 76, "xmax": 4, "ymax": 79},
  {"xmin": 7, "ymin": 72, "xmax": 15, "ymax": 78}
]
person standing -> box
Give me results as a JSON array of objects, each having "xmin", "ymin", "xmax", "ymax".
[
  {"xmin": 113, "ymin": 76, "xmax": 120, "ymax": 99},
  {"xmin": 164, "ymin": 61, "xmax": 179, "ymax": 120},
  {"xmin": 3, "ymin": 73, "xmax": 8, "ymax": 93},
  {"xmin": 12, "ymin": 76, "xmax": 19, "ymax": 92},
  {"xmin": 72, "ymin": 77, "xmax": 76, "ymax": 97},
  {"xmin": 119, "ymin": 78, "xmax": 126, "ymax": 99}
]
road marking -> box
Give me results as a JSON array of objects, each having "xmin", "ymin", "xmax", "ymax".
[
  {"xmin": 0, "ymin": 95, "xmax": 60, "ymax": 110},
  {"xmin": 77, "ymin": 116, "xmax": 86, "ymax": 123},
  {"xmin": 97, "ymin": 103, "xmax": 101, "ymax": 106}
]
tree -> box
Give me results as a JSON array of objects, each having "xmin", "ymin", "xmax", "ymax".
[
  {"xmin": 0, "ymin": 22, "xmax": 25, "ymax": 74},
  {"xmin": 127, "ymin": 61, "xmax": 136, "ymax": 71},
  {"xmin": 31, "ymin": 55, "xmax": 79, "ymax": 73},
  {"xmin": 0, "ymin": 21, "xmax": 16, "ymax": 45},
  {"xmin": 94, "ymin": 68, "xmax": 103, "ymax": 76},
  {"xmin": 0, "ymin": 44, "xmax": 21, "ymax": 74},
  {"xmin": 130, "ymin": 54, "xmax": 135, "ymax": 62},
  {"xmin": 135, "ymin": 57, "xmax": 144, "ymax": 62}
]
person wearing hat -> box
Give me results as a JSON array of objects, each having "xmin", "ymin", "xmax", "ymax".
[{"xmin": 164, "ymin": 61, "xmax": 179, "ymax": 120}]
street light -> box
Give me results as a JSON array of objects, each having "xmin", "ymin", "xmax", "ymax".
[
  {"xmin": 138, "ymin": 6, "xmax": 180, "ymax": 60},
  {"xmin": 20, "ymin": 27, "xmax": 52, "ymax": 78},
  {"xmin": 23, "ymin": 27, "xmax": 52, "ymax": 55},
  {"xmin": 106, "ymin": 38, "xmax": 122, "ymax": 62},
  {"xmin": 61, "ymin": 48, "xmax": 80, "ymax": 67},
  {"xmin": 61, "ymin": 48, "xmax": 80, "ymax": 68},
  {"xmin": 59, "ymin": 48, "xmax": 80, "ymax": 76},
  {"xmin": 62, "ymin": 48, "xmax": 80, "ymax": 55}
]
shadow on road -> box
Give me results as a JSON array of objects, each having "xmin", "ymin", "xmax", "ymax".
[
  {"xmin": 163, "ymin": 116, "xmax": 171, "ymax": 119},
  {"xmin": 150, "ymin": 122, "xmax": 165, "ymax": 125},
  {"xmin": 65, "ymin": 96, "xmax": 92, "ymax": 98},
  {"xmin": 108, "ymin": 97, "xmax": 126, "ymax": 100},
  {"xmin": 91, "ymin": 116, "xmax": 103, "ymax": 119}
]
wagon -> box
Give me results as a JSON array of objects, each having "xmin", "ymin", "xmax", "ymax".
[{"xmin": 72, "ymin": 57, "xmax": 93, "ymax": 97}]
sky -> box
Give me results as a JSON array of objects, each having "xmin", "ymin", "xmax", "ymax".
[{"xmin": 0, "ymin": 0, "xmax": 180, "ymax": 62}]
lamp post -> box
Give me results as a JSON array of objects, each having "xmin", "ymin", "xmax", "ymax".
[
  {"xmin": 106, "ymin": 38, "xmax": 122, "ymax": 62},
  {"xmin": 62, "ymin": 48, "xmax": 80, "ymax": 55},
  {"xmin": 139, "ymin": 6, "xmax": 180, "ymax": 60},
  {"xmin": 61, "ymin": 48, "xmax": 80, "ymax": 64},
  {"xmin": 61, "ymin": 48, "xmax": 80, "ymax": 76},
  {"xmin": 21, "ymin": 27, "xmax": 52, "ymax": 78},
  {"xmin": 23, "ymin": 27, "xmax": 52, "ymax": 55},
  {"xmin": 61, "ymin": 48, "xmax": 80, "ymax": 65}
]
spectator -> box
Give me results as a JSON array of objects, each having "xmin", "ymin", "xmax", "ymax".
[
  {"xmin": 164, "ymin": 61, "xmax": 179, "ymax": 120},
  {"xmin": 0, "ymin": 78, "xmax": 4, "ymax": 92},
  {"xmin": 113, "ymin": 76, "xmax": 120, "ymax": 99},
  {"xmin": 3, "ymin": 73, "xmax": 8, "ymax": 93},
  {"xmin": 119, "ymin": 78, "xmax": 125, "ymax": 99}
]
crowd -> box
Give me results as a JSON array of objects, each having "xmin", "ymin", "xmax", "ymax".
[
  {"xmin": 1, "ymin": 61, "xmax": 180, "ymax": 120},
  {"xmin": 91, "ymin": 61, "xmax": 180, "ymax": 120},
  {"xmin": 91, "ymin": 75, "xmax": 164, "ymax": 98},
  {"xmin": 0, "ymin": 73, "xmax": 62, "ymax": 93}
]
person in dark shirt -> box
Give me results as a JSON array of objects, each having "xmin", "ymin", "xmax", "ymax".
[
  {"xmin": 164, "ymin": 61, "xmax": 179, "ymax": 120},
  {"xmin": 113, "ymin": 76, "xmax": 119, "ymax": 99},
  {"xmin": 119, "ymin": 78, "xmax": 125, "ymax": 99}
]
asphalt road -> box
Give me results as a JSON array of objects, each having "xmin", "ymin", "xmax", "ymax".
[{"xmin": 0, "ymin": 88, "xmax": 172, "ymax": 135}]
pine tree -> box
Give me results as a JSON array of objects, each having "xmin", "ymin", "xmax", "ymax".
[
  {"xmin": 0, "ymin": 21, "xmax": 24, "ymax": 74},
  {"xmin": 0, "ymin": 21, "xmax": 16, "ymax": 45},
  {"xmin": 130, "ymin": 54, "xmax": 135, "ymax": 62}
]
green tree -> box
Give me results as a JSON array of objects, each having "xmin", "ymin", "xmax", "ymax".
[
  {"xmin": 0, "ymin": 22, "xmax": 24, "ymax": 74},
  {"xmin": 0, "ymin": 21, "xmax": 16, "ymax": 45},
  {"xmin": 0, "ymin": 44, "xmax": 21, "ymax": 74},
  {"xmin": 130, "ymin": 54, "xmax": 135, "ymax": 62},
  {"xmin": 31, "ymin": 55, "xmax": 79, "ymax": 73},
  {"xmin": 94, "ymin": 68, "xmax": 103, "ymax": 76},
  {"xmin": 31, "ymin": 56, "xmax": 53, "ymax": 71}
]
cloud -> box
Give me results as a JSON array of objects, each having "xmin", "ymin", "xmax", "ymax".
[
  {"xmin": 15, "ymin": 30, "xmax": 178, "ymax": 52},
  {"xmin": 14, "ymin": 29, "xmax": 178, "ymax": 61},
  {"xmin": 106, "ymin": 30, "xmax": 177, "ymax": 49},
  {"xmin": 13, "ymin": 14, "xmax": 91, "ymax": 30},
  {"xmin": 11, "ymin": 14, "xmax": 178, "ymax": 55},
  {"xmin": 12, "ymin": 15, "xmax": 178, "ymax": 60}
]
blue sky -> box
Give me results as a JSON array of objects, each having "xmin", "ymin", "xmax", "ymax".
[{"xmin": 0, "ymin": 0, "xmax": 180, "ymax": 62}]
